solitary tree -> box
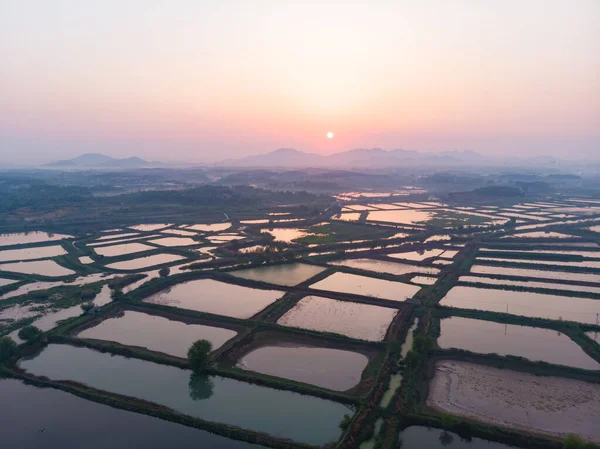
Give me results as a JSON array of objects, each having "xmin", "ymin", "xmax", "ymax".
[
  {"xmin": 159, "ymin": 267, "xmax": 170, "ymax": 277},
  {"xmin": 0, "ymin": 337, "xmax": 17, "ymax": 362},
  {"xmin": 80, "ymin": 301, "xmax": 94, "ymax": 313},
  {"xmin": 18, "ymin": 325, "xmax": 43, "ymax": 343},
  {"xmin": 110, "ymin": 287, "xmax": 125, "ymax": 301},
  {"xmin": 187, "ymin": 339, "xmax": 213, "ymax": 373}
]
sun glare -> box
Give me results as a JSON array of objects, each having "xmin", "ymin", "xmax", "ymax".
[{"xmin": 327, "ymin": 131, "xmax": 334, "ymax": 139}]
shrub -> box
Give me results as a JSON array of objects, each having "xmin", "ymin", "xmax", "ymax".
[
  {"xmin": 339, "ymin": 413, "xmax": 352, "ymax": 430},
  {"xmin": 403, "ymin": 350, "xmax": 420, "ymax": 369},
  {"xmin": 187, "ymin": 339, "xmax": 213, "ymax": 373},
  {"xmin": 110, "ymin": 288, "xmax": 125, "ymax": 301},
  {"xmin": 159, "ymin": 267, "xmax": 170, "ymax": 277},
  {"xmin": 0, "ymin": 337, "xmax": 17, "ymax": 362},
  {"xmin": 17, "ymin": 325, "xmax": 43, "ymax": 343},
  {"xmin": 80, "ymin": 301, "xmax": 94, "ymax": 313},
  {"xmin": 563, "ymin": 434, "xmax": 600, "ymax": 449}
]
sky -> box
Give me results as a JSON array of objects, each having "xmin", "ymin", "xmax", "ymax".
[{"xmin": 1, "ymin": 0, "xmax": 599, "ymax": 164}]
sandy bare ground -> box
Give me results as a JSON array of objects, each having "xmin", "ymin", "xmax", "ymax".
[{"xmin": 427, "ymin": 360, "xmax": 600, "ymax": 443}]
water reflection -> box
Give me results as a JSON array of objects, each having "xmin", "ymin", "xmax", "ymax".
[{"xmin": 189, "ymin": 373, "xmax": 214, "ymax": 400}]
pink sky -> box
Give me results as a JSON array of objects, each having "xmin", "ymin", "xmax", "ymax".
[{"xmin": 1, "ymin": 0, "xmax": 599, "ymax": 163}]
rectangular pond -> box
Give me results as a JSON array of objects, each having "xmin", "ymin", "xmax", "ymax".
[
  {"xmin": 129, "ymin": 224, "xmax": 171, "ymax": 231},
  {"xmin": 310, "ymin": 272, "xmax": 421, "ymax": 301},
  {"xmin": 470, "ymin": 264, "xmax": 600, "ymax": 283},
  {"xmin": 329, "ymin": 259, "xmax": 440, "ymax": 276},
  {"xmin": 0, "ymin": 232, "xmax": 72, "ymax": 247},
  {"xmin": 440, "ymin": 286, "xmax": 600, "ymax": 324},
  {"xmin": 161, "ymin": 228, "xmax": 199, "ymax": 236},
  {"xmin": 277, "ymin": 295, "xmax": 397, "ymax": 341},
  {"xmin": 427, "ymin": 360, "xmax": 600, "ymax": 443},
  {"xmin": 93, "ymin": 243, "xmax": 155, "ymax": 257},
  {"xmin": 477, "ymin": 256, "xmax": 600, "ymax": 269},
  {"xmin": 501, "ymin": 231, "xmax": 580, "ymax": 239},
  {"xmin": 238, "ymin": 343, "xmax": 368, "ymax": 391},
  {"xmin": 96, "ymin": 232, "xmax": 141, "ymax": 241},
  {"xmin": 0, "ymin": 245, "xmax": 66, "ymax": 262},
  {"xmin": 148, "ymin": 237, "xmax": 199, "ymax": 247},
  {"xmin": 438, "ymin": 316, "xmax": 600, "ymax": 370},
  {"xmin": 410, "ymin": 276, "xmax": 437, "ymax": 285},
  {"xmin": 367, "ymin": 210, "xmax": 433, "ymax": 225},
  {"xmin": 0, "ymin": 260, "xmax": 74, "ymax": 277},
  {"xmin": 143, "ymin": 279, "xmax": 282, "ymax": 318},
  {"xmin": 77, "ymin": 310, "xmax": 238, "ymax": 358},
  {"xmin": 260, "ymin": 228, "xmax": 307, "ymax": 242},
  {"xmin": 459, "ymin": 275, "xmax": 600, "ymax": 294},
  {"xmin": 230, "ymin": 263, "xmax": 326, "ymax": 286},
  {"xmin": 186, "ymin": 223, "xmax": 232, "ymax": 232},
  {"xmin": 20, "ymin": 344, "xmax": 350, "ymax": 446},
  {"xmin": 106, "ymin": 254, "xmax": 186, "ymax": 270},
  {"xmin": 0, "ymin": 378, "xmax": 266, "ymax": 449},
  {"xmin": 388, "ymin": 249, "xmax": 445, "ymax": 261}
]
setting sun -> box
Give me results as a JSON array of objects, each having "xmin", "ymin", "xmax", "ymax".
[{"xmin": 327, "ymin": 132, "xmax": 334, "ymax": 139}]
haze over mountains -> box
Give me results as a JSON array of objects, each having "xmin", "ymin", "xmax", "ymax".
[
  {"xmin": 41, "ymin": 147, "xmax": 598, "ymax": 171},
  {"xmin": 46, "ymin": 153, "xmax": 163, "ymax": 169},
  {"xmin": 221, "ymin": 148, "xmax": 493, "ymax": 168},
  {"xmin": 219, "ymin": 148, "xmax": 593, "ymax": 169}
]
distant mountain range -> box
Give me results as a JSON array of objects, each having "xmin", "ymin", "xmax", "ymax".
[
  {"xmin": 220, "ymin": 148, "xmax": 494, "ymax": 168},
  {"xmin": 46, "ymin": 153, "xmax": 163, "ymax": 169},
  {"xmin": 43, "ymin": 148, "xmax": 596, "ymax": 171}
]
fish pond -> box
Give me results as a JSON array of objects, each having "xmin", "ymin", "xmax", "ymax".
[
  {"xmin": 439, "ymin": 316, "xmax": 600, "ymax": 370},
  {"xmin": 186, "ymin": 223, "xmax": 232, "ymax": 232},
  {"xmin": 237, "ymin": 344, "xmax": 368, "ymax": 390},
  {"xmin": 93, "ymin": 242, "xmax": 154, "ymax": 257},
  {"xmin": 310, "ymin": 272, "xmax": 421, "ymax": 301},
  {"xmin": 470, "ymin": 264, "xmax": 600, "ymax": 283},
  {"xmin": 329, "ymin": 258, "xmax": 440, "ymax": 276},
  {"xmin": 427, "ymin": 360, "xmax": 600, "ymax": 443},
  {"xmin": 0, "ymin": 260, "xmax": 74, "ymax": 277},
  {"xmin": 277, "ymin": 295, "xmax": 397, "ymax": 341},
  {"xmin": 148, "ymin": 237, "xmax": 199, "ymax": 247},
  {"xmin": 230, "ymin": 263, "xmax": 325, "ymax": 286},
  {"xmin": 143, "ymin": 279, "xmax": 282, "ymax": 318},
  {"xmin": 367, "ymin": 209, "xmax": 433, "ymax": 225},
  {"xmin": 0, "ymin": 232, "xmax": 72, "ymax": 247},
  {"xmin": 106, "ymin": 254, "xmax": 185, "ymax": 270},
  {"xmin": 20, "ymin": 344, "xmax": 350, "ymax": 446},
  {"xmin": 459, "ymin": 275, "xmax": 600, "ymax": 294},
  {"xmin": 77, "ymin": 310, "xmax": 238, "ymax": 358},
  {"xmin": 0, "ymin": 245, "xmax": 66, "ymax": 262},
  {"xmin": 440, "ymin": 286, "xmax": 600, "ymax": 324},
  {"xmin": 0, "ymin": 378, "xmax": 266, "ymax": 449},
  {"xmin": 389, "ymin": 249, "xmax": 445, "ymax": 261}
]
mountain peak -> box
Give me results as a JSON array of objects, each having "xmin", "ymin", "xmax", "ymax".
[{"xmin": 45, "ymin": 153, "xmax": 156, "ymax": 169}]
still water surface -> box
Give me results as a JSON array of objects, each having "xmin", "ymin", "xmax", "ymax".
[
  {"xmin": 144, "ymin": 279, "xmax": 282, "ymax": 318},
  {"xmin": 78, "ymin": 310, "xmax": 237, "ymax": 357},
  {"xmin": 238, "ymin": 344, "xmax": 368, "ymax": 390},
  {"xmin": 439, "ymin": 317, "xmax": 600, "ymax": 370},
  {"xmin": 20, "ymin": 344, "xmax": 349, "ymax": 445},
  {"xmin": 0, "ymin": 378, "xmax": 264, "ymax": 449}
]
